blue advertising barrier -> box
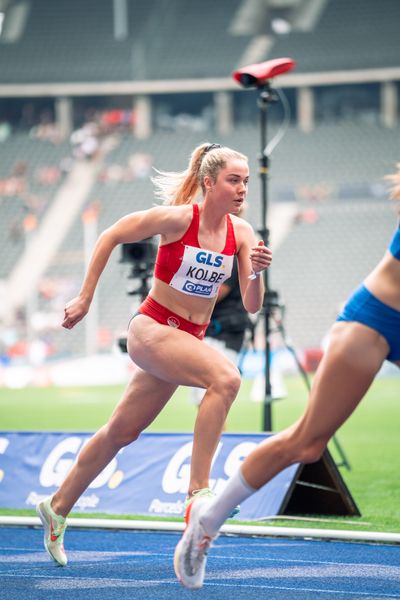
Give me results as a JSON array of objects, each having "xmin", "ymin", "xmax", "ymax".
[
  {"xmin": 0, "ymin": 431, "xmax": 299, "ymax": 520},
  {"xmin": 0, "ymin": 431, "xmax": 360, "ymax": 519}
]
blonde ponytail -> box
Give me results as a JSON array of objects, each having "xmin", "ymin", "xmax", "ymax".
[
  {"xmin": 151, "ymin": 142, "xmax": 248, "ymax": 206},
  {"xmin": 385, "ymin": 163, "xmax": 400, "ymax": 210}
]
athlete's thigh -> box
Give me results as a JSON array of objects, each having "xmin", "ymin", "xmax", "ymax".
[
  {"xmin": 127, "ymin": 314, "xmax": 237, "ymax": 388},
  {"xmin": 110, "ymin": 366, "xmax": 178, "ymax": 431},
  {"xmin": 204, "ymin": 337, "xmax": 238, "ymax": 365},
  {"xmin": 300, "ymin": 322, "xmax": 389, "ymax": 438}
]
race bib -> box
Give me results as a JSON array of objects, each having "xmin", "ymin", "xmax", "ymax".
[{"xmin": 169, "ymin": 245, "xmax": 234, "ymax": 298}]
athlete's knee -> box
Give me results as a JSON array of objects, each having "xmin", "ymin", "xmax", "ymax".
[
  {"xmin": 213, "ymin": 363, "xmax": 241, "ymax": 399},
  {"xmin": 280, "ymin": 425, "xmax": 327, "ymax": 465}
]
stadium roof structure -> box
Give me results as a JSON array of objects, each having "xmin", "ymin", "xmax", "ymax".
[{"xmin": 0, "ymin": 0, "xmax": 398, "ymax": 97}]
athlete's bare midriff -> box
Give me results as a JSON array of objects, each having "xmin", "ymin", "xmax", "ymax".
[
  {"xmin": 149, "ymin": 278, "xmax": 217, "ymax": 324},
  {"xmin": 364, "ymin": 251, "xmax": 400, "ymax": 311}
]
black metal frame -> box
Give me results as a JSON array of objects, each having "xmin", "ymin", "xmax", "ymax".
[{"xmin": 256, "ymin": 82, "xmax": 280, "ymax": 431}]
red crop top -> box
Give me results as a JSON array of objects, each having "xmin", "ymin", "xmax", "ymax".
[{"xmin": 154, "ymin": 204, "xmax": 237, "ymax": 298}]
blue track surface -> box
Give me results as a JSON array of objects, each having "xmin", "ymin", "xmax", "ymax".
[{"xmin": 1, "ymin": 526, "xmax": 400, "ymax": 599}]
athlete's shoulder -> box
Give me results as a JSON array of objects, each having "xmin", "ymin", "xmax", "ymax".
[
  {"xmin": 150, "ymin": 203, "xmax": 194, "ymax": 236},
  {"xmin": 230, "ymin": 214, "xmax": 254, "ymax": 236}
]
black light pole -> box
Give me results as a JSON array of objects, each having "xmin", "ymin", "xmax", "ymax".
[
  {"xmin": 258, "ymin": 83, "xmax": 275, "ymax": 431},
  {"xmin": 232, "ymin": 58, "xmax": 296, "ymax": 432}
]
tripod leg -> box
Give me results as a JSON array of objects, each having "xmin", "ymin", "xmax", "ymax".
[{"xmin": 330, "ymin": 435, "xmax": 352, "ymax": 471}]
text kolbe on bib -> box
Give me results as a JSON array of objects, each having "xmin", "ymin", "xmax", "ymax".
[{"xmin": 169, "ymin": 246, "xmax": 234, "ymax": 298}]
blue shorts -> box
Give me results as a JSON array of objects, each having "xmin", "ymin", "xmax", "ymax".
[{"xmin": 336, "ymin": 284, "xmax": 400, "ymax": 362}]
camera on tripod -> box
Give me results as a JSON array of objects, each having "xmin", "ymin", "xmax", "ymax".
[
  {"xmin": 265, "ymin": 289, "xmax": 284, "ymax": 312},
  {"xmin": 120, "ymin": 238, "xmax": 157, "ymax": 285},
  {"xmin": 117, "ymin": 237, "xmax": 157, "ymax": 353}
]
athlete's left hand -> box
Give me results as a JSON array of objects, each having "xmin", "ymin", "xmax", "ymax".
[{"xmin": 250, "ymin": 240, "xmax": 272, "ymax": 274}]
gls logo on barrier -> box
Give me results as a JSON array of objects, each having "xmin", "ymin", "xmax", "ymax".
[
  {"xmin": 39, "ymin": 436, "xmax": 123, "ymax": 489},
  {"xmin": 38, "ymin": 436, "xmax": 258, "ymax": 496},
  {"xmin": 161, "ymin": 440, "xmax": 258, "ymax": 495},
  {"xmin": 0, "ymin": 437, "xmax": 10, "ymax": 483}
]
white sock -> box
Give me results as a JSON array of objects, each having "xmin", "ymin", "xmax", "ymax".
[{"xmin": 200, "ymin": 467, "xmax": 256, "ymax": 536}]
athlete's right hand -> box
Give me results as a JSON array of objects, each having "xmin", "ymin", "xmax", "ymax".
[{"xmin": 62, "ymin": 295, "xmax": 90, "ymax": 329}]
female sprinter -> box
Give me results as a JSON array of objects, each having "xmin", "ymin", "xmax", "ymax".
[{"xmin": 36, "ymin": 142, "xmax": 272, "ymax": 566}]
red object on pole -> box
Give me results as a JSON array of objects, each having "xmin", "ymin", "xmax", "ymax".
[{"xmin": 233, "ymin": 57, "xmax": 296, "ymax": 88}]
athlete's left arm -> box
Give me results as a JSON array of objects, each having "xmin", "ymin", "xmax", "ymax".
[{"xmin": 235, "ymin": 220, "xmax": 272, "ymax": 313}]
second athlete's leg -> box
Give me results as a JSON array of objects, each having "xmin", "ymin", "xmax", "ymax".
[{"xmin": 242, "ymin": 322, "xmax": 389, "ymax": 489}]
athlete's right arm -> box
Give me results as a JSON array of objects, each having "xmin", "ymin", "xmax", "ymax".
[{"xmin": 62, "ymin": 206, "xmax": 187, "ymax": 329}]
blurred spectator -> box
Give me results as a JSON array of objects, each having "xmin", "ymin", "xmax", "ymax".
[
  {"xmin": 128, "ymin": 152, "xmax": 153, "ymax": 178},
  {"xmin": 35, "ymin": 165, "xmax": 61, "ymax": 186},
  {"xmin": 8, "ymin": 218, "xmax": 24, "ymax": 243},
  {"xmin": 98, "ymin": 152, "xmax": 154, "ymax": 184},
  {"xmin": 13, "ymin": 161, "xmax": 28, "ymax": 178},
  {"xmin": 70, "ymin": 122, "xmax": 100, "ymax": 160},
  {"xmin": 59, "ymin": 156, "xmax": 74, "ymax": 177},
  {"xmin": 0, "ymin": 160, "xmax": 28, "ymax": 197},
  {"xmin": 0, "ymin": 121, "xmax": 11, "ymax": 142},
  {"xmin": 0, "ymin": 177, "xmax": 26, "ymax": 196},
  {"xmin": 22, "ymin": 213, "xmax": 38, "ymax": 233},
  {"xmin": 293, "ymin": 207, "xmax": 319, "ymax": 225},
  {"xmin": 30, "ymin": 122, "xmax": 64, "ymax": 144},
  {"xmin": 100, "ymin": 109, "xmax": 136, "ymax": 132},
  {"xmin": 298, "ymin": 182, "xmax": 333, "ymax": 203},
  {"xmin": 28, "ymin": 338, "xmax": 48, "ymax": 367}
]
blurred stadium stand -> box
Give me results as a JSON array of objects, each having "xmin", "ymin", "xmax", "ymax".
[
  {"xmin": 268, "ymin": 0, "xmax": 400, "ymax": 72},
  {"xmin": 0, "ymin": 133, "xmax": 70, "ymax": 278},
  {"xmin": 0, "ymin": 0, "xmax": 398, "ymax": 82},
  {"xmin": 0, "ymin": 0, "xmax": 399, "ymax": 365}
]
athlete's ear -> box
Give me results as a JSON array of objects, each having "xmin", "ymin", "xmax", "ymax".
[{"xmin": 204, "ymin": 174, "xmax": 213, "ymax": 192}]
